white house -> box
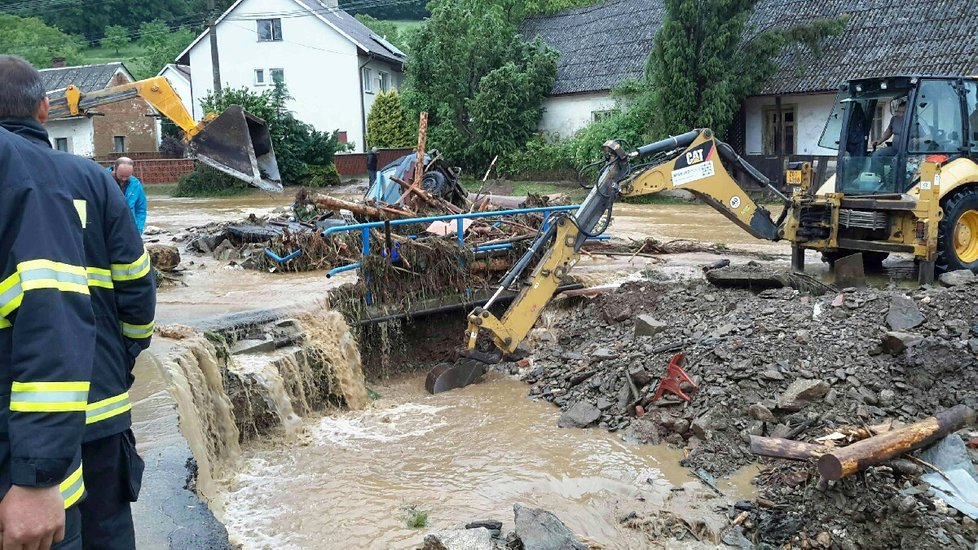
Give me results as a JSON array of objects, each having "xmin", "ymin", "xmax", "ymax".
[
  {"xmin": 158, "ymin": 63, "xmax": 194, "ymax": 118},
  {"xmin": 41, "ymin": 62, "xmax": 160, "ymax": 157},
  {"xmin": 521, "ymin": 0, "xmax": 660, "ymax": 138},
  {"xmin": 525, "ymin": 0, "xmax": 978, "ymax": 180},
  {"xmin": 176, "ymin": 0, "xmax": 406, "ymax": 152}
]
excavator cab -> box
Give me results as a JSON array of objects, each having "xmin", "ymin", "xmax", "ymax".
[{"xmin": 822, "ymin": 76, "xmax": 972, "ymax": 196}]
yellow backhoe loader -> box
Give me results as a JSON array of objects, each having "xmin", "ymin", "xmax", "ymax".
[
  {"xmin": 48, "ymin": 76, "xmax": 282, "ymax": 192},
  {"xmin": 426, "ymin": 75, "xmax": 978, "ymax": 393}
]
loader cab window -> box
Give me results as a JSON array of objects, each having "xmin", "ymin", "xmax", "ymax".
[
  {"xmin": 908, "ymin": 80, "xmax": 964, "ymax": 154},
  {"xmin": 833, "ymin": 83, "xmax": 913, "ymax": 196},
  {"xmin": 962, "ymin": 81, "xmax": 977, "ymax": 153}
]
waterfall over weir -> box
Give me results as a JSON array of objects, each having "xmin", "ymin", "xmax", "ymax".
[{"xmin": 157, "ymin": 311, "xmax": 368, "ymax": 507}]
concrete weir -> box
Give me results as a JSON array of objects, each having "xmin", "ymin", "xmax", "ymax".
[{"xmin": 134, "ymin": 306, "xmax": 369, "ymax": 548}]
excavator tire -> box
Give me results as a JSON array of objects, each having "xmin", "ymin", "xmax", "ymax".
[
  {"xmin": 821, "ymin": 250, "xmax": 888, "ymax": 270},
  {"xmin": 936, "ymin": 185, "xmax": 978, "ymax": 274}
]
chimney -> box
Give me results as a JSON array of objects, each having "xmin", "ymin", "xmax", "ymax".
[{"xmin": 51, "ymin": 57, "xmax": 66, "ymax": 68}]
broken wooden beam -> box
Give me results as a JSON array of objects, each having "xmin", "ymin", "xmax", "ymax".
[
  {"xmin": 314, "ymin": 194, "xmax": 412, "ymax": 220},
  {"xmin": 750, "ymin": 436, "xmax": 833, "ymax": 461},
  {"xmin": 817, "ymin": 405, "xmax": 977, "ymax": 481}
]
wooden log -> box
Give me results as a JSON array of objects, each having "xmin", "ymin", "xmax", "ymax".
[
  {"xmin": 313, "ymin": 194, "xmax": 412, "ymax": 220},
  {"xmin": 817, "ymin": 405, "xmax": 977, "ymax": 481},
  {"xmin": 414, "ymin": 111, "xmax": 428, "ymax": 185},
  {"xmin": 750, "ymin": 435, "xmax": 833, "ymax": 461}
]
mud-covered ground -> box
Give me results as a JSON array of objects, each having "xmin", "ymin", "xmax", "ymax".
[{"xmin": 499, "ymin": 268, "xmax": 978, "ymax": 549}]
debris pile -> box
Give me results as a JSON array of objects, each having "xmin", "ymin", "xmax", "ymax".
[
  {"xmin": 422, "ymin": 504, "xmax": 588, "ymax": 550},
  {"xmin": 501, "ymin": 269, "xmax": 978, "ymax": 548}
]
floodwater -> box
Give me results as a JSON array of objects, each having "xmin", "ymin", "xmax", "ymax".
[{"xmin": 217, "ymin": 374, "xmax": 752, "ymax": 550}]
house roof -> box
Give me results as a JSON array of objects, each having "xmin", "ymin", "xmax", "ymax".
[
  {"xmin": 523, "ymin": 0, "xmax": 978, "ymax": 97},
  {"xmin": 751, "ymin": 0, "xmax": 978, "ymax": 95},
  {"xmin": 176, "ymin": 0, "xmax": 405, "ymax": 67},
  {"xmin": 521, "ymin": 0, "xmax": 663, "ymax": 96},
  {"xmin": 39, "ymin": 62, "xmax": 130, "ymax": 95},
  {"xmin": 159, "ymin": 63, "xmax": 191, "ymax": 81}
]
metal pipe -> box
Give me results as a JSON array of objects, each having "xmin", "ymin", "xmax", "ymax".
[
  {"xmin": 264, "ymin": 248, "xmax": 302, "ymax": 263},
  {"xmin": 474, "ymin": 243, "xmax": 514, "ymax": 252},
  {"xmin": 327, "ymin": 262, "xmax": 362, "ymax": 278},
  {"xmin": 321, "ymin": 205, "xmax": 580, "ymax": 237}
]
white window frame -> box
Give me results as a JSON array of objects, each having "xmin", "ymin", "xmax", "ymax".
[
  {"xmin": 270, "ymin": 68, "xmax": 285, "ymax": 86},
  {"xmin": 378, "ymin": 71, "xmax": 391, "ymax": 93},
  {"xmin": 362, "ymin": 67, "xmax": 374, "ymax": 94},
  {"xmin": 254, "ymin": 69, "xmax": 266, "ymax": 86},
  {"xmin": 257, "ymin": 19, "xmax": 283, "ymax": 42}
]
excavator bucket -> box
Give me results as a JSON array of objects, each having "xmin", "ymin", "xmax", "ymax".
[{"xmin": 190, "ymin": 105, "xmax": 283, "ymax": 193}]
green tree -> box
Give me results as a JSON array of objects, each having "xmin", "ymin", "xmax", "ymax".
[
  {"xmin": 128, "ymin": 26, "xmax": 195, "ymax": 80},
  {"xmin": 0, "ymin": 13, "xmax": 82, "ymax": 68},
  {"xmin": 402, "ymin": 0, "xmax": 557, "ymax": 170},
  {"xmin": 102, "ymin": 25, "xmax": 129, "ymax": 54},
  {"xmin": 367, "ymin": 90, "xmax": 415, "ymax": 148},
  {"xmin": 340, "ymin": 0, "xmax": 428, "ymax": 19},
  {"xmin": 0, "ymin": 0, "xmax": 193, "ymax": 41},
  {"xmin": 199, "ymin": 85, "xmax": 347, "ymax": 185},
  {"xmin": 649, "ymin": 0, "xmax": 846, "ymax": 137}
]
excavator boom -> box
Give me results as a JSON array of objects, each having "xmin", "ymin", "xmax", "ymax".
[
  {"xmin": 47, "ymin": 76, "xmax": 282, "ymax": 193},
  {"xmin": 427, "ymin": 128, "xmax": 787, "ymax": 393}
]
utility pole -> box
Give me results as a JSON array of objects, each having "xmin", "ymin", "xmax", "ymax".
[{"xmin": 208, "ymin": 0, "xmax": 222, "ymax": 94}]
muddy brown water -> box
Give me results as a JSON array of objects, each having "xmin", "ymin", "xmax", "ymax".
[{"xmin": 138, "ymin": 193, "xmax": 910, "ymax": 548}]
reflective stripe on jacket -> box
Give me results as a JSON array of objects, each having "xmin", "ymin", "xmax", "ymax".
[{"xmin": 0, "ymin": 126, "xmax": 95, "ymax": 508}]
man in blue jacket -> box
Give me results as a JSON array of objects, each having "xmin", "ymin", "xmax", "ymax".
[
  {"xmin": 109, "ymin": 158, "xmax": 147, "ymax": 234},
  {"xmin": 0, "ymin": 125, "xmax": 95, "ymax": 550},
  {"xmin": 0, "ymin": 55, "xmax": 156, "ymax": 550}
]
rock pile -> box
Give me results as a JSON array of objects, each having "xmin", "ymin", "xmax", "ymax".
[{"xmin": 502, "ymin": 274, "xmax": 978, "ymax": 548}]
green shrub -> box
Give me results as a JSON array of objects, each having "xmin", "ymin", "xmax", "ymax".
[
  {"xmin": 174, "ymin": 165, "xmax": 251, "ymax": 197},
  {"xmin": 303, "ymin": 164, "xmax": 341, "ymax": 188},
  {"xmin": 367, "ymin": 90, "xmax": 415, "ymax": 148}
]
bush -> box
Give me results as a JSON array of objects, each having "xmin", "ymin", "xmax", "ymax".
[
  {"xmin": 303, "ymin": 164, "xmax": 341, "ymax": 188},
  {"xmin": 174, "ymin": 165, "xmax": 251, "ymax": 197},
  {"xmin": 367, "ymin": 90, "xmax": 415, "ymax": 148}
]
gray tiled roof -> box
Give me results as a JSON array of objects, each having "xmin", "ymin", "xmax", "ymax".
[
  {"xmin": 314, "ymin": 1, "xmax": 406, "ymax": 66},
  {"xmin": 521, "ymin": 0, "xmax": 663, "ymax": 96},
  {"xmin": 752, "ymin": 0, "xmax": 978, "ymax": 95},
  {"xmin": 39, "ymin": 62, "xmax": 125, "ymax": 94},
  {"xmin": 524, "ymin": 0, "xmax": 978, "ymax": 97}
]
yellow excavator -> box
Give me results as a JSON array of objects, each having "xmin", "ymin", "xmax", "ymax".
[
  {"xmin": 426, "ymin": 75, "xmax": 978, "ymax": 393},
  {"xmin": 48, "ymin": 76, "xmax": 282, "ymax": 192}
]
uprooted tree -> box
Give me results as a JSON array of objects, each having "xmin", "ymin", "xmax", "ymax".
[{"xmin": 402, "ymin": 0, "xmax": 557, "ymax": 171}]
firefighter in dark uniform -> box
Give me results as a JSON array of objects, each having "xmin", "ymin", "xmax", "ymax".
[
  {"xmin": 0, "ymin": 125, "xmax": 95, "ymax": 549},
  {"xmin": 0, "ymin": 56, "xmax": 157, "ymax": 550}
]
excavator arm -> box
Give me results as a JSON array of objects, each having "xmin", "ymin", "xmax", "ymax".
[
  {"xmin": 426, "ymin": 129, "xmax": 788, "ymax": 393},
  {"xmin": 47, "ymin": 76, "xmax": 282, "ymax": 192}
]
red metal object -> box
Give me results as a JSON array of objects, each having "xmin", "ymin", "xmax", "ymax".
[
  {"xmin": 967, "ymin": 438, "xmax": 978, "ymax": 449},
  {"xmin": 651, "ymin": 352, "xmax": 698, "ymax": 403}
]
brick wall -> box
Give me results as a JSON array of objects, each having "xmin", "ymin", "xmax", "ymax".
[
  {"xmin": 92, "ymin": 72, "xmax": 159, "ymax": 158},
  {"xmin": 98, "ymin": 158, "xmax": 197, "ymax": 185},
  {"xmin": 99, "ymin": 151, "xmax": 182, "ymax": 161},
  {"xmin": 335, "ymin": 148, "xmax": 414, "ymax": 176}
]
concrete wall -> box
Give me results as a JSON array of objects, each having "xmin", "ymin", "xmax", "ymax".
[
  {"xmin": 360, "ymin": 57, "xmax": 404, "ymax": 149},
  {"xmin": 187, "ymin": 0, "xmax": 402, "ymax": 152},
  {"xmin": 539, "ymin": 92, "xmax": 617, "ymax": 137},
  {"xmin": 91, "ymin": 70, "xmax": 160, "ymax": 157},
  {"xmin": 45, "ymin": 118, "xmax": 95, "ymax": 157},
  {"xmin": 160, "ymin": 66, "xmax": 194, "ymax": 118}
]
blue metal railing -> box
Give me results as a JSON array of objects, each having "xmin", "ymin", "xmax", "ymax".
[{"xmin": 318, "ymin": 205, "xmax": 582, "ymax": 275}]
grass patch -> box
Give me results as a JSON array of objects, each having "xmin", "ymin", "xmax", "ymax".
[
  {"xmin": 402, "ymin": 504, "xmax": 428, "ymax": 529},
  {"xmin": 78, "ymin": 43, "xmax": 148, "ymax": 64},
  {"xmin": 390, "ymin": 19, "xmax": 424, "ymax": 32},
  {"xmin": 144, "ymin": 184, "xmax": 177, "ymax": 196}
]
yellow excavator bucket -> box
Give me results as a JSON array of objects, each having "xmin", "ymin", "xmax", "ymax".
[{"xmin": 190, "ymin": 105, "xmax": 283, "ymax": 193}]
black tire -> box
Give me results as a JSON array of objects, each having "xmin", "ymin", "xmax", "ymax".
[
  {"xmin": 421, "ymin": 171, "xmax": 449, "ymax": 199},
  {"xmin": 820, "ymin": 249, "xmax": 888, "ymax": 269},
  {"xmin": 936, "ymin": 185, "xmax": 978, "ymax": 274}
]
